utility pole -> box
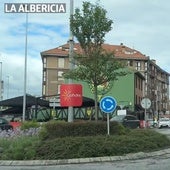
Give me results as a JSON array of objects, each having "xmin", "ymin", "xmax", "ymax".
[
  {"xmin": 6, "ymin": 75, "xmax": 9, "ymax": 99},
  {"xmin": 68, "ymin": 0, "xmax": 74, "ymax": 122},
  {"xmin": 0, "ymin": 62, "xmax": 2, "ymax": 103}
]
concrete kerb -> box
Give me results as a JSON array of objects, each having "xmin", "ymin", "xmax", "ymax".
[{"xmin": 0, "ymin": 148, "xmax": 170, "ymax": 166}]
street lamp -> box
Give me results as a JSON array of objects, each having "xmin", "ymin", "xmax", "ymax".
[
  {"xmin": 6, "ymin": 75, "xmax": 9, "ymax": 99},
  {"xmin": 0, "ymin": 62, "xmax": 2, "ymax": 102},
  {"xmin": 68, "ymin": 0, "xmax": 74, "ymax": 122},
  {"xmin": 22, "ymin": 13, "xmax": 28, "ymax": 121}
]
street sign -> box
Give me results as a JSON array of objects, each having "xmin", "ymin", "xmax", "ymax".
[
  {"xmin": 100, "ymin": 96, "xmax": 117, "ymax": 136},
  {"xmin": 100, "ymin": 96, "xmax": 117, "ymax": 113},
  {"xmin": 141, "ymin": 98, "xmax": 151, "ymax": 109},
  {"xmin": 49, "ymin": 98, "xmax": 60, "ymax": 107},
  {"xmin": 49, "ymin": 98, "xmax": 60, "ymax": 103},
  {"xmin": 49, "ymin": 102, "xmax": 60, "ymax": 107}
]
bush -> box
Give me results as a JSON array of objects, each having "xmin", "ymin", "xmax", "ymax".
[
  {"xmin": 0, "ymin": 127, "xmax": 170, "ymax": 160},
  {"xmin": 0, "ymin": 136, "xmax": 39, "ymax": 160},
  {"xmin": 39, "ymin": 121, "xmax": 126, "ymax": 140},
  {"xmin": 35, "ymin": 129, "xmax": 170, "ymax": 160},
  {"xmin": 127, "ymin": 129, "xmax": 170, "ymax": 150},
  {"xmin": 20, "ymin": 120, "xmax": 40, "ymax": 130}
]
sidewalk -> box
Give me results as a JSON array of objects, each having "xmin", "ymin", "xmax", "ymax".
[{"xmin": 0, "ymin": 148, "xmax": 170, "ymax": 166}]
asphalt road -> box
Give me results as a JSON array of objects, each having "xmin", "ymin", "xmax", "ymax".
[
  {"xmin": 153, "ymin": 127, "xmax": 170, "ymax": 139},
  {"xmin": 1, "ymin": 155, "xmax": 170, "ymax": 170}
]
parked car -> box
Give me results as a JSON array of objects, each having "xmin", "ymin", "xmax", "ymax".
[
  {"xmin": 158, "ymin": 117, "xmax": 170, "ymax": 128},
  {"xmin": 110, "ymin": 114, "xmax": 140, "ymax": 128},
  {"xmin": 0, "ymin": 117, "xmax": 13, "ymax": 130}
]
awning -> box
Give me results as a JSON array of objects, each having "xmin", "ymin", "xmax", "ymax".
[
  {"xmin": 0, "ymin": 94, "xmax": 95, "ymax": 108},
  {"xmin": 0, "ymin": 94, "xmax": 49, "ymax": 107}
]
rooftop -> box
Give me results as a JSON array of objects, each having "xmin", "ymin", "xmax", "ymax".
[{"xmin": 41, "ymin": 43, "xmax": 149, "ymax": 60}]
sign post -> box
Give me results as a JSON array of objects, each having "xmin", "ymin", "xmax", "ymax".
[
  {"xmin": 100, "ymin": 96, "xmax": 117, "ymax": 135},
  {"xmin": 49, "ymin": 98, "xmax": 60, "ymax": 119},
  {"xmin": 141, "ymin": 98, "xmax": 151, "ymax": 128}
]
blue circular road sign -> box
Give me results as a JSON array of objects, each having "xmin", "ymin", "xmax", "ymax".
[{"xmin": 100, "ymin": 96, "xmax": 117, "ymax": 113}]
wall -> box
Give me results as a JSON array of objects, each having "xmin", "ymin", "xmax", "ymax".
[{"xmin": 71, "ymin": 72, "xmax": 135, "ymax": 111}]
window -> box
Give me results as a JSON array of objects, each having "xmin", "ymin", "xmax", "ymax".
[
  {"xmin": 141, "ymin": 79, "xmax": 143, "ymax": 90},
  {"xmin": 58, "ymin": 58, "xmax": 65, "ymax": 68},
  {"xmin": 43, "ymin": 71, "xmax": 46, "ymax": 82},
  {"xmin": 58, "ymin": 77, "xmax": 64, "ymax": 81},
  {"xmin": 58, "ymin": 71, "xmax": 63, "ymax": 77},
  {"xmin": 138, "ymin": 78, "xmax": 140, "ymax": 89},
  {"xmin": 136, "ymin": 95, "xmax": 137, "ymax": 104},
  {"xmin": 58, "ymin": 71, "xmax": 64, "ymax": 81},
  {"xmin": 145, "ymin": 73, "xmax": 147, "ymax": 83},
  {"xmin": 57, "ymin": 85, "xmax": 60, "ymax": 94},
  {"xmin": 0, "ymin": 118, "xmax": 8, "ymax": 124},
  {"xmin": 43, "ymin": 57, "xmax": 47, "ymax": 68},
  {"xmin": 136, "ymin": 61, "xmax": 141, "ymax": 70},
  {"xmin": 127, "ymin": 60, "xmax": 133, "ymax": 66},
  {"xmin": 126, "ymin": 115, "xmax": 136, "ymax": 120},
  {"xmin": 145, "ymin": 62, "xmax": 147, "ymax": 71},
  {"xmin": 43, "ymin": 85, "xmax": 46, "ymax": 95},
  {"xmin": 135, "ymin": 76, "xmax": 138, "ymax": 88}
]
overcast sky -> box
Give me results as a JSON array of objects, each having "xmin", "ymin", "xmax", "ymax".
[{"xmin": 0, "ymin": 0, "xmax": 170, "ymax": 99}]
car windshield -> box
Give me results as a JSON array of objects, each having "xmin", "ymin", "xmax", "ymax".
[
  {"xmin": 160, "ymin": 118, "xmax": 170, "ymax": 121},
  {"xmin": 0, "ymin": 118, "xmax": 8, "ymax": 124},
  {"xmin": 111, "ymin": 115, "xmax": 125, "ymax": 121}
]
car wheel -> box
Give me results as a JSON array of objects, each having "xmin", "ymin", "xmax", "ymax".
[
  {"xmin": 153, "ymin": 123, "xmax": 157, "ymax": 128},
  {"xmin": 136, "ymin": 125, "xmax": 140, "ymax": 128}
]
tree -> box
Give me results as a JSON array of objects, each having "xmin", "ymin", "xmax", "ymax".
[{"xmin": 63, "ymin": 1, "xmax": 127, "ymax": 121}]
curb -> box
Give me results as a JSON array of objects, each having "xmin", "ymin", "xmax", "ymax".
[{"xmin": 0, "ymin": 148, "xmax": 170, "ymax": 166}]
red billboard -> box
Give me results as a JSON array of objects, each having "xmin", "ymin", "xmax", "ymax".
[{"xmin": 60, "ymin": 84, "xmax": 82, "ymax": 107}]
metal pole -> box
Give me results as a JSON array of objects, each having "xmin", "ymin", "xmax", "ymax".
[
  {"xmin": 22, "ymin": 13, "xmax": 28, "ymax": 121},
  {"xmin": 144, "ymin": 108, "xmax": 146, "ymax": 128},
  {"xmin": 107, "ymin": 114, "xmax": 110, "ymax": 135},
  {"xmin": 6, "ymin": 75, "xmax": 9, "ymax": 99},
  {"xmin": 68, "ymin": 0, "xmax": 74, "ymax": 122},
  {"xmin": 0, "ymin": 62, "xmax": 2, "ymax": 103}
]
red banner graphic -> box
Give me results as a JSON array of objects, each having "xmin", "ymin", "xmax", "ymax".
[{"xmin": 60, "ymin": 84, "xmax": 82, "ymax": 107}]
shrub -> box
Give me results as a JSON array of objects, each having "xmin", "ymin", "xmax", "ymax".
[
  {"xmin": 0, "ymin": 136, "xmax": 39, "ymax": 160},
  {"xmin": 20, "ymin": 120, "xmax": 40, "ymax": 130},
  {"xmin": 0, "ymin": 127, "xmax": 170, "ymax": 160},
  {"xmin": 38, "ymin": 125, "xmax": 48, "ymax": 140},
  {"xmin": 35, "ymin": 129, "xmax": 170, "ymax": 160},
  {"xmin": 39, "ymin": 121, "xmax": 126, "ymax": 140}
]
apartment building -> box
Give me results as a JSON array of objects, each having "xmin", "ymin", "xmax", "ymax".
[{"xmin": 41, "ymin": 43, "xmax": 169, "ymax": 113}]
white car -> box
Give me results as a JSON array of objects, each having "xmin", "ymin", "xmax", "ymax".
[{"xmin": 158, "ymin": 117, "xmax": 170, "ymax": 128}]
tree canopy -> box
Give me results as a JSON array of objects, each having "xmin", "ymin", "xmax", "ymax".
[
  {"xmin": 64, "ymin": 1, "xmax": 127, "ymax": 120},
  {"xmin": 71, "ymin": 1, "xmax": 113, "ymax": 55}
]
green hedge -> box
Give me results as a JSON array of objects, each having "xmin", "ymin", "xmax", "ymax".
[
  {"xmin": 39, "ymin": 121, "xmax": 127, "ymax": 139},
  {"xmin": 0, "ymin": 136, "xmax": 39, "ymax": 160},
  {"xmin": 20, "ymin": 120, "xmax": 40, "ymax": 130},
  {"xmin": 0, "ymin": 124, "xmax": 170, "ymax": 160},
  {"xmin": 35, "ymin": 129, "xmax": 170, "ymax": 160}
]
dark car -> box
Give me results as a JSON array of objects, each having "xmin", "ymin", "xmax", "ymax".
[
  {"xmin": 110, "ymin": 114, "xmax": 140, "ymax": 128},
  {"xmin": 0, "ymin": 117, "xmax": 13, "ymax": 130}
]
